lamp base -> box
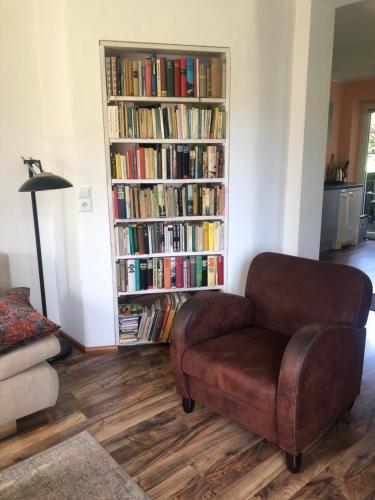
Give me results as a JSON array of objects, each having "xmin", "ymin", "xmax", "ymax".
[{"xmin": 48, "ymin": 337, "xmax": 72, "ymax": 363}]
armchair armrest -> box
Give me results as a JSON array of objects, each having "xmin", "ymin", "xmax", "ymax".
[
  {"xmin": 170, "ymin": 291, "xmax": 253, "ymax": 397},
  {"xmin": 277, "ymin": 323, "xmax": 366, "ymax": 455}
]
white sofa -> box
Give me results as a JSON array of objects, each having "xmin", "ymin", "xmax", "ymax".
[{"xmin": 0, "ymin": 253, "xmax": 60, "ymax": 438}]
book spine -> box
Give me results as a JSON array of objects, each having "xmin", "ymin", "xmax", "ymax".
[
  {"xmin": 167, "ymin": 60, "xmax": 174, "ymax": 97},
  {"xmin": 151, "ymin": 54, "xmax": 157, "ymax": 97},
  {"xmin": 186, "ymin": 58, "xmax": 194, "ymax": 97},
  {"xmin": 160, "ymin": 57, "xmax": 167, "ymax": 97},
  {"xmin": 174, "ymin": 59, "xmax": 181, "ymax": 97},
  {"xmin": 180, "ymin": 58, "xmax": 187, "ymax": 97},
  {"xmin": 145, "ymin": 58, "xmax": 152, "ymax": 97}
]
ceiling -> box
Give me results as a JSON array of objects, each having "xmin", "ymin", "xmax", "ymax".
[{"xmin": 332, "ymin": 0, "xmax": 375, "ymax": 81}]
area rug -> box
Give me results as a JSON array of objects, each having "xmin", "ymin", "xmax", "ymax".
[
  {"xmin": 0, "ymin": 431, "xmax": 149, "ymax": 500},
  {"xmin": 371, "ymin": 293, "xmax": 375, "ymax": 312}
]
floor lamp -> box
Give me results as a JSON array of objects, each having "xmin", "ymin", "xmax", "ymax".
[{"xmin": 19, "ymin": 157, "xmax": 73, "ymax": 361}]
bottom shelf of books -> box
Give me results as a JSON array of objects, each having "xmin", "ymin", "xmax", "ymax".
[{"xmin": 118, "ymin": 291, "xmax": 208, "ymax": 346}]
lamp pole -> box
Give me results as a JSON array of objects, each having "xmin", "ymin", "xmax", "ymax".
[{"xmin": 28, "ymin": 167, "xmax": 47, "ymax": 316}]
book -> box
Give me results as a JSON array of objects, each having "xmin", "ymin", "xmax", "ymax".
[
  {"xmin": 167, "ymin": 60, "xmax": 174, "ymax": 97},
  {"xmin": 207, "ymin": 255, "xmax": 216, "ymax": 286},
  {"xmin": 160, "ymin": 57, "xmax": 167, "ymax": 97},
  {"xmin": 174, "ymin": 59, "xmax": 181, "ymax": 97},
  {"xmin": 211, "ymin": 57, "xmax": 222, "ymax": 98},
  {"xmin": 180, "ymin": 58, "xmax": 187, "ymax": 97},
  {"xmin": 145, "ymin": 58, "xmax": 152, "ymax": 96},
  {"xmin": 186, "ymin": 58, "xmax": 194, "ymax": 97},
  {"xmin": 151, "ymin": 54, "xmax": 157, "ymax": 96}
]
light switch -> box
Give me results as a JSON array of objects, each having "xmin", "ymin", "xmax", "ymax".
[{"xmin": 79, "ymin": 186, "xmax": 91, "ymax": 199}]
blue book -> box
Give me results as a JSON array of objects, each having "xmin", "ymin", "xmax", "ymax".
[
  {"xmin": 135, "ymin": 259, "xmax": 141, "ymax": 291},
  {"xmin": 186, "ymin": 58, "xmax": 194, "ymax": 96},
  {"xmin": 129, "ymin": 226, "xmax": 135, "ymax": 255},
  {"xmin": 151, "ymin": 54, "xmax": 157, "ymax": 97}
]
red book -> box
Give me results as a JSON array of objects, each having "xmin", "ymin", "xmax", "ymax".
[
  {"xmin": 186, "ymin": 257, "xmax": 191, "ymax": 287},
  {"xmin": 163, "ymin": 257, "xmax": 171, "ymax": 289},
  {"xmin": 217, "ymin": 255, "xmax": 224, "ymax": 285},
  {"xmin": 132, "ymin": 145, "xmax": 137, "ymax": 178},
  {"xmin": 180, "ymin": 58, "xmax": 187, "ymax": 97},
  {"xmin": 175, "ymin": 256, "xmax": 184, "ymax": 288},
  {"xmin": 139, "ymin": 148, "xmax": 146, "ymax": 179},
  {"xmin": 158, "ymin": 303, "xmax": 171, "ymax": 341},
  {"xmin": 113, "ymin": 187, "xmax": 119, "ymax": 218},
  {"xmin": 174, "ymin": 59, "xmax": 181, "ymax": 96},
  {"xmin": 145, "ymin": 58, "xmax": 152, "ymax": 97}
]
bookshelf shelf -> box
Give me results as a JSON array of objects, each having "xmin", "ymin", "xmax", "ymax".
[
  {"xmin": 114, "ymin": 215, "xmax": 224, "ymax": 224},
  {"xmin": 100, "ymin": 41, "xmax": 230, "ymax": 347},
  {"xmin": 112, "ymin": 178, "xmax": 225, "ymax": 185},
  {"xmin": 108, "ymin": 96, "xmax": 225, "ymax": 104},
  {"xmin": 118, "ymin": 285, "xmax": 223, "ymax": 296},
  {"xmin": 116, "ymin": 251, "xmax": 224, "ymax": 260},
  {"xmin": 109, "ymin": 138, "xmax": 226, "ymax": 145}
]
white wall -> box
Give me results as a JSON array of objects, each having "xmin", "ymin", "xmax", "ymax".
[
  {"xmin": 0, "ymin": 0, "xmax": 339, "ymax": 347},
  {"xmin": 283, "ymin": 0, "xmax": 336, "ymax": 258}
]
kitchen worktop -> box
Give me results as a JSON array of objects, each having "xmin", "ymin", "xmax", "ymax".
[{"xmin": 324, "ymin": 182, "xmax": 363, "ymax": 191}]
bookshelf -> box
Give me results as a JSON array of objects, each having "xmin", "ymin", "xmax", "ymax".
[{"xmin": 100, "ymin": 41, "xmax": 230, "ymax": 346}]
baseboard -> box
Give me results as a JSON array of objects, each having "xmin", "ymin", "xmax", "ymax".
[{"xmin": 58, "ymin": 331, "xmax": 118, "ymax": 354}]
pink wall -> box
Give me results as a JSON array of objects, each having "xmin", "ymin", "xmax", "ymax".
[{"xmin": 327, "ymin": 79, "xmax": 375, "ymax": 182}]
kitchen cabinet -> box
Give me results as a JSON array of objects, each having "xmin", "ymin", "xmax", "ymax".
[{"xmin": 320, "ymin": 184, "xmax": 363, "ymax": 251}]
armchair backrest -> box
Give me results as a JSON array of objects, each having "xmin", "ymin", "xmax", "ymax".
[{"xmin": 245, "ymin": 252, "xmax": 372, "ymax": 335}]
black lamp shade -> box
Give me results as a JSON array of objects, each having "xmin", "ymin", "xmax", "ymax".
[{"xmin": 19, "ymin": 172, "xmax": 73, "ymax": 192}]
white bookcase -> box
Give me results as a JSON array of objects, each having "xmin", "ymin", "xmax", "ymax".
[{"xmin": 99, "ymin": 41, "xmax": 230, "ymax": 346}]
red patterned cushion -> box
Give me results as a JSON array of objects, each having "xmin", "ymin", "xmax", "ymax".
[{"xmin": 0, "ymin": 288, "xmax": 59, "ymax": 353}]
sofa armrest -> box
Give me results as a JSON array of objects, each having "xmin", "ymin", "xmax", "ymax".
[
  {"xmin": 170, "ymin": 291, "xmax": 253, "ymax": 397},
  {"xmin": 277, "ymin": 323, "xmax": 366, "ymax": 455},
  {"xmin": 0, "ymin": 334, "xmax": 60, "ymax": 382}
]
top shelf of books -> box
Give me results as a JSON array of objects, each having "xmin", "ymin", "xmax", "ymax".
[{"xmin": 104, "ymin": 44, "xmax": 227, "ymax": 101}]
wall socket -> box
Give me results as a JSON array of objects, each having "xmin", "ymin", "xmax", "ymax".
[{"xmin": 79, "ymin": 199, "xmax": 92, "ymax": 212}]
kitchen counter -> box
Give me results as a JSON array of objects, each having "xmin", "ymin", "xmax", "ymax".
[{"xmin": 324, "ymin": 182, "xmax": 363, "ymax": 191}]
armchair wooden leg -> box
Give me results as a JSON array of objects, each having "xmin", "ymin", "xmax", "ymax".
[
  {"xmin": 0, "ymin": 420, "xmax": 17, "ymax": 440},
  {"xmin": 182, "ymin": 397, "xmax": 195, "ymax": 413},
  {"xmin": 286, "ymin": 452, "xmax": 302, "ymax": 473}
]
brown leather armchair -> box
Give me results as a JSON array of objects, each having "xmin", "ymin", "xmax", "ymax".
[{"xmin": 170, "ymin": 252, "xmax": 372, "ymax": 472}]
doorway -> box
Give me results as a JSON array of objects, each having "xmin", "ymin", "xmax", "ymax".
[{"xmin": 363, "ymin": 111, "xmax": 375, "ymax": 238}]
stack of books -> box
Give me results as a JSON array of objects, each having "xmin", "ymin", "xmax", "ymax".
[
  {"xmin": 118, "ymin": 303, "xmax": 144, "ymax": 343},
  {"xmin": 107, "ymin": 103, "xmax": 225, "ymax": 140},
  {"xmin": 117, "ymin": 255, "xmax": 224, "ymax": 292},
  {"xmin": 118, "ymin": 292, "xmax": 191, "ymax": 345},
  {"xmin": 113, "ymin": 184, "xmax": 224, "ymax": 219},
  {"xmin": 115, "ymin": 221, "xmax": 224, "ymax": 255},
  {"xmin": 105, "ymin": 55, "xmax": 224, "ymax": 98},
  {"xmin": 111, "ymin": 144, "xmax": 224, "ymax": 180}
]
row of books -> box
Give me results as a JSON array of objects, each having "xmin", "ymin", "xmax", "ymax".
[
  {"xmin": 115, "ymin": 221, "xmax": 224, "ymax": 255},
  {"xmin": 117, "ymin": 255, "xmax": 224, "ymax": 292},
  {"xmin": 113, "ymin": 184, "xmax": 224, "ymax": 219},
  {"xmin": 105, "ymin": 55, "xmax": 224, "ymax": 98},
  {"xmin": 111, "ymin": 144, "xmax": 224, "ymax": 180},
  {"xmin": 118, "ymin": 293, "xmax": 191, "ymax": 344},
  {"xmin": 107, "ymin": 104, "xmax": 225, "ymax": 140}
]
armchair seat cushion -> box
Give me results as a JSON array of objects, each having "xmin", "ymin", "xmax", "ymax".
[{"xmin": 182, "ymin": 327, "xmax": 290, "ymax": 413}]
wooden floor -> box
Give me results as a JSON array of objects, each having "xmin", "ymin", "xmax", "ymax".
[
  {"xmin": 0, "ymin": 325, "xmax": 375, "ymax": 499},
  {"xmin": 320, "ymin": 238, "xmax": 375, "ymax": 287},
  {"xmin": 2, "ymin": 241, "xmax": 375, "ymax": 499}
]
